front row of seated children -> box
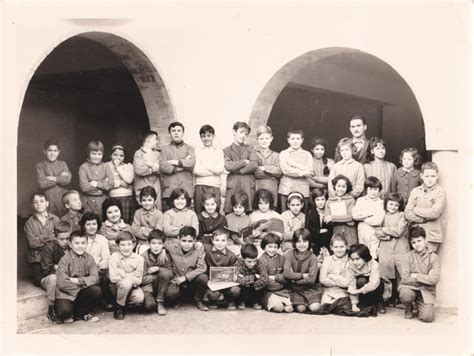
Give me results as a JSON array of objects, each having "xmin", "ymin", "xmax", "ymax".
[{"xmin": 41, "ymin": 218, "xmax": 440, "ymax": 324}]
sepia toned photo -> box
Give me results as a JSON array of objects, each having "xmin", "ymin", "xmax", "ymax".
[{"xmin": 1, "ymin": 0, "xmax": 472, "ymax": 355}]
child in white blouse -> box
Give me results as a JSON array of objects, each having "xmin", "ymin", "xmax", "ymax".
[{"xmin": 352, "ymin": 177, "xmax": 385, "ymax": 260}]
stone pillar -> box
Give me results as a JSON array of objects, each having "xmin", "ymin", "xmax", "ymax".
[{"xmin": 431, "ymin": 150, "xmax": 458, "ymax": 310}]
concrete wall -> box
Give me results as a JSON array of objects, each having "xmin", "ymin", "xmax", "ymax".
[{"xmin": 3, "ymin": 1, "xmax": 470, "ymax": 312}]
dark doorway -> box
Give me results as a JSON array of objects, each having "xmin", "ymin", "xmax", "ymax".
[{"xmin": 17, "ymin": 36, "xmax": 150, "ymax": 218}]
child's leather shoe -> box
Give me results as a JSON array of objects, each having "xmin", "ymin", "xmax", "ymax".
[
  {"xmin": 196, "ymin": 301, "xmax": 209, "ymax": 311},
  {"xmin": 114, "ymin": 305, "xmax": 125, "ymax": 320},
  {"xmin": 157, "ymin": 302, "xmax": 167, "ymax": 316},
  {"xmin": 404, "ymin": 305, "xmax": 414, "ymax": 319}
]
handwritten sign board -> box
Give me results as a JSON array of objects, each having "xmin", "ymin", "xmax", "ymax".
[
  {"xmin": 208, "ymin": 267, "xmax": 238, "ymax": 291},
  {"xmin": 209, "ymin": 267, "xmax": 237, "ymax": 282}
]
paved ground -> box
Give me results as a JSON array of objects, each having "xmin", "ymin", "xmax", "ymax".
[{"xmin": 19, "ymin": 305, "xmax": 457, "ymax": 335}]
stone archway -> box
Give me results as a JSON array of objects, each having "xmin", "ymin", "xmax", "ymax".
[
  {"xmin": 17, "ymin": 31, "xmax": 175, "ymax": 217},
  {"xmin": 76, "ymin": 31, "xmax": 175, "ymax": 143},
  {"xmin": 248, "ymin": 47, "xmax": 426, "ymax": 164}
]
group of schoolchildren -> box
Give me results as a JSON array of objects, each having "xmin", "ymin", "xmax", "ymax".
[{"xmin": 24, "ymin": 115, "xmax": 446, "ymax": 325}]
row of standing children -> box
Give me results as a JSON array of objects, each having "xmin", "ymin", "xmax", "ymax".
[{"xmin": 34, "ymin": 116, "xmax": 439, "ymax": 220}]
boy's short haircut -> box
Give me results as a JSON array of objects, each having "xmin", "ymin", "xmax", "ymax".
[
  {"xmin": 331, "ymin": 174, "xmax": 353, "ymax": 194},
  {"xmin": 350, "ymin": 114, "xmax": 367, "ymax": 125},
  {"xmin": 101, "ymin": 198, "xmax": 123, "ymax": 223},
  {"xmin": 241, "ymin": 243, "xmax": 258, "ymax": 259},
  {"xmin": 31, "ymin": 191, "xmax": 48, "ymax": 202},
  {"xmin": 252, "ymin": 188, "xmax": 275, "ymax": 211},
  {"xmin": 364, "ymin": 176, "xmax": 383, "ymax": 192},
  {"xmin": 43, "ymin": 138, "xmax": 60, "ymax": 150},
  {"xmin": 55, "ymin": 221, "xmax": 71, "ymax": 235},
  {"xmin": 231, "ymin": 192, "xmax": 249, "ymax": 211},
  {"xmin": 232, "ymin": 121, "xmax": 251, "ymax": 133},
  {"xmin": 330, "ymin": 234, "xmax": 347, "ymax": 247},
  {"xmin": 384, "ymin": 193, "xmax": 405, "ymax": 212},
  {"xmin": 409, "ymin": 225, "xmax": 426, "ymax": 240},
  {"xmin": 212, "ymin": 228, "xmax": 228, "ymax": 239},
  {"xmin": 287, "ymin": 128, "xmax": 304, "ymax": 139},
  {"xmin": 287, "ymin": 192, "xmax": 304, "ymax": 205},
  {"xmin": 311, "ymin": 188, "xmax": 327, "ymax": 201},
  {"xmin": 115, "ymin": 230, "xmax": 135, "ymax": 245},
  {"xmin": 349, "ymin": 244, "xmax": 372, "ymax": 262},
  {"xmin": 148, "ymin": 229, "xmax": 166, "ymax": 243},
  {"xmin": 168, "ymin": 121, "xmax": 185, "ymax": 132},
  {"xmin": 291, "ymin": 228, "xmax": 312, "ymax": 248},
  {"xmin": 140, "ymin": 186, "xmax": 157, "ymax": 201},
  {"xmin": 142, "ymin": 131, "xmax": 158, "ymax": 145},
  {"xmin": 178, "ymin": 226, "xmax": 197, "ymax": 239},
  {"xmin": 69, "ymin": 230, "xmax": 87, "ymax": 242},
  {"xmin": 87, "ymin": 140, "xmax": 105, "ymax": 155},
  {"xmin": 421, "ymin": 161, "xmax": 439, "ymax": 174},
  {"xmin": 399, "ymin": 147, "xmax": 422, "ymax": 168},
  {"xmin": 169, "ymin": 188, "xmax": 192, "ymax": 207},
  {"xmin": 199, "ymin": 125, "xmax": 215, "ymax": 136},
  {"xmin": 62, "ymin": 190, "xmax": 80, "ymax": 206},
  {"xmin": 256, "ymin": 125, "xmax": 273, "ymax": 137},
  {"xmin": 79, "ymin": 212, "xmax": 102, "ymax": 232},
  {"xmin": 260, "ymin": 232, "xmax": 281, "ymax": 249}
]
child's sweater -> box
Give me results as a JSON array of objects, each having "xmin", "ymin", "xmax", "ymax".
[
  {"xmin": 141, "ymin": 249, "xmax": 173, "ymax": 290},
  {"xmin": 24, "ymin": 213, "xmax": 60, "ymax": 263},
  {"xmin": 347, "ymin": 259, "xmax": 381, "ymax": 305},
  {"xmin": 404, "ymin": 184, "xmax": 447, "ymax": 243},
  {"xmin": 258, "ymin": 253, "xmax": 286, "ymax": 291},
  {"xmin": 36, "ymin": 159, "xmax": 71, "ymax": 217},
  {"xmin": 40, "ymin": 240, "xmax": 67, "ymax": 277},
  {"xmin": 327, "ymin": 158, "xmax": 365, "ymax": 198},
  {"xmin": 319, "ymin": 254, "xmax": 351, "ymax": 300},
  {"xmin": 324, "ymin": 194, "xmax": 355, "ymax": 223},
  {"xmin": 108, "ymin": 251, "xmax": 144, "ymax": 285},
  {"xmin": 235, "ymin": 258, "xmax": 268, "ymax": 290},
  {"xmin": 283, "ymin": 250, "xmax": 319, "ymax": 291},
  {"xmin": 131, "ymin": 207, "xmax": 164, "ymax": 243},
  {"xmin": 160, "ymin": 141, "xmax": 196, "ymax": 199},
  {"xmin": 163, "ymin": 208, "xmax": 199, "ymax": 238},
  {"xmin": 56, "ymin": 250, "xmax": 99, "ymax": 301},
  {"xmin": 352, "ymin": 196, "xmax": 385, "ymax": 233},
  {"xmin": 203, "ymin": 245, "xmax": 238, "ymax": 272}
]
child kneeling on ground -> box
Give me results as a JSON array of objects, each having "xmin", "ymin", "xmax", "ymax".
[
  {"xmin": 397, "ymin": 226, "xmax": 440, "ymax": 323},
  {"xmin": 109, "ymin": 231, "xmax": 145, "ymax": 320},
  {"xmin": 235, "ymin": 243, "xmax": 269, "ymax": 310},
  {"xmin": 203, "ymin": 228, "xmax": 240, "ymax": 310},
  {"xmin": 55, "ymin": 231, "xmax": 102, "ymax": 323},
  {"xmin": 141, "ymin": 229, "xmax": 174, "ymax": 316},
  {"xmin": 40, "ymin": 221, "xmax": 71, "ymax": 322},
  {"xmin": 315, "ymin": 234, "xmax": 355, "ymax": 316},
  {"xmin": 166, "ymin": 226, "xmax": 209, "ymax": 311}
]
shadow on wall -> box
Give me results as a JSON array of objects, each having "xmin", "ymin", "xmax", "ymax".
[
  {"xmin": 17, "ymin": 32, "xmax": 175, "ymax": 218},
  {"xmin": 249, "ymin": 48, "xmax": 426, "ymax": 165}
]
